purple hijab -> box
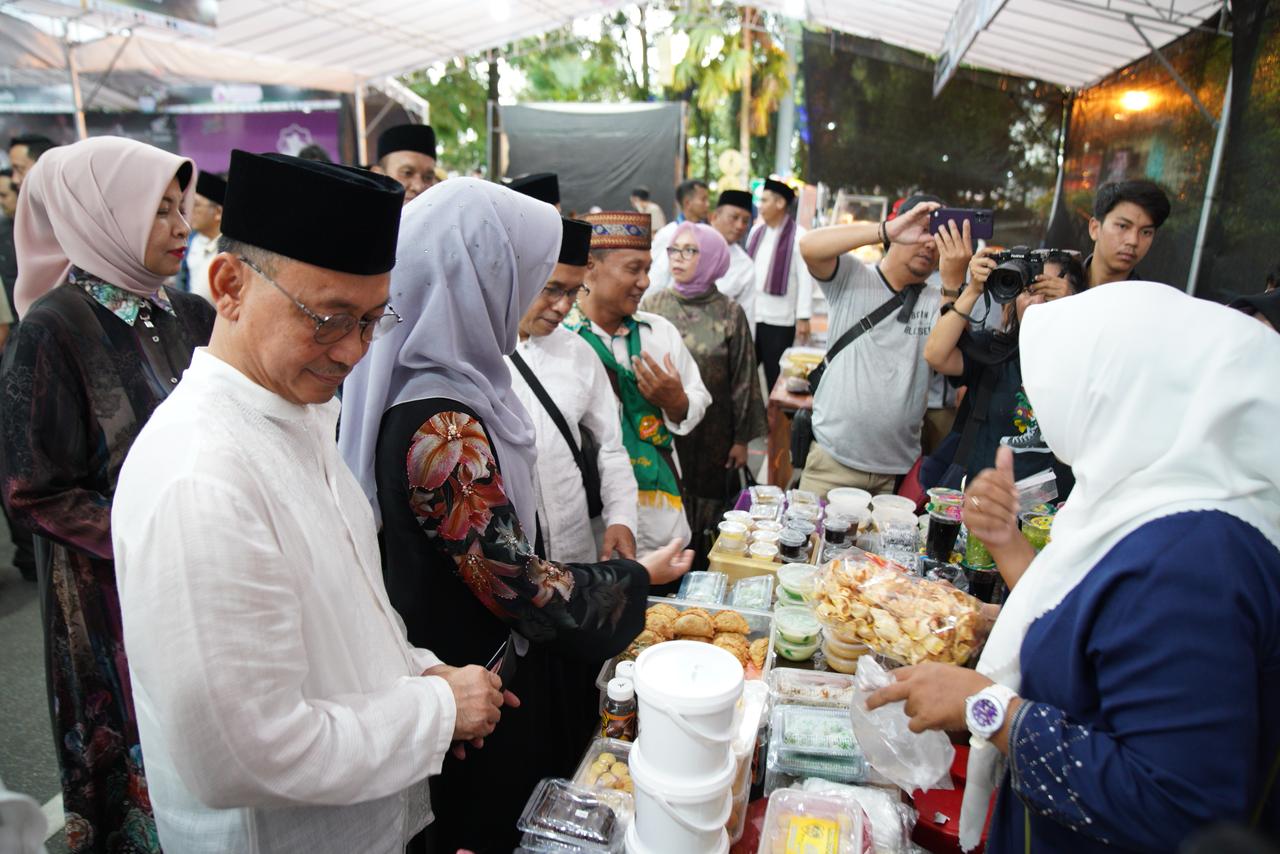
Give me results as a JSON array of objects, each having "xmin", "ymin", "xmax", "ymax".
[{"xmin": 670, "ymin": 222, "xmax": 731, "ymax": 299}]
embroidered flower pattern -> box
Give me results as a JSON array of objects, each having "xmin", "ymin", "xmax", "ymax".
[{"xmin": 409, "ymin": 411, "xmax": 494, "ymax": 490}]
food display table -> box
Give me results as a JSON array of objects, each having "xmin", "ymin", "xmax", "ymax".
[{"xmin": 765, "ymin": 375, "xmax": 812, "ymax": 488}]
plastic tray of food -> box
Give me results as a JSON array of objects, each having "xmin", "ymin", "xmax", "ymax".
[
  {"xmin": 573, "ymin": 738, "xmax": 635, "ymax": 797},
  {"xmin": 707, "ymin": 532, "xmax": 820, "ymax": 587},
  {"xmin": 517, "ymin": 778, "xmax": 624, "ymax": 853},
  {"xmin": 729, "ymin": 574, "xmax": 775, "ymax": 611},
  {"xmin": 769, "ymin": 705, "xmax": 867, "ymax": 782},
  {"xmin": 676, "ymin": 570, "xmax": 728, "ymax": 604},
  {"xmin": 769, "ymin": 669, "xmax": 857, "ymax": 708},
  {"xmin": 758, "ymin": 786, "xmax": 871, "ymax": 854}
]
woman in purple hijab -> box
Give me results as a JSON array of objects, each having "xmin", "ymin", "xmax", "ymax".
[{"xmin": 641, "ymin": 222, "xmax": 766, "ymax": 565}]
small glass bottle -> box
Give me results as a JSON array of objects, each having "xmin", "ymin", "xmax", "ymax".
[{"xmin": 600, "ymin": 677, "xmax": 638, "ymax": 741}]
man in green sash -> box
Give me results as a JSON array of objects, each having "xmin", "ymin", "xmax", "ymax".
[{"xmin": 568, "ymin": 211, "xmax": 711, "ymax": 553}]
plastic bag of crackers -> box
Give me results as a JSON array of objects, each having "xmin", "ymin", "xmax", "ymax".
[{"xmin": 813, "ymin": 554, "xmax": 987, "ymax": 665}]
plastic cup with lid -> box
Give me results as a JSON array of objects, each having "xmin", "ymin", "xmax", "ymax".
[{"xmin": 871, "ymin": 493, "xmax": 918, "ymax": 515}]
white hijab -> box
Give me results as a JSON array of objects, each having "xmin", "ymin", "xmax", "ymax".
[
  {"xmin": 960, "ymin": 281, "xmax": 1280, "ymax": 850},
  {"xmin": 338, "ymin": 178, "xmax": 562, "ymax": 533}
]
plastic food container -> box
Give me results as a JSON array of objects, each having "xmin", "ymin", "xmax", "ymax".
[
  {"xmin": 749, "ymin": 542, "xmax": 780, "ymax": 562},
  {"xmin": 715, "ymin": 537, "xmax": 748, "ymax": 556},
  {"xmin": 827, "ymin": 487, "xmax": 872, "ymax": 515},
  {"xmin": 1015, "ymin": 468, "xmax": 1058, "ymax": 512},
  {"xmin": 821, "ymin": 637, "xmax": 871, "ymax": 674},
  {"xmin": 750, "ymin": 529, "xmax": 781, "ymax": 544},
  {"xmin": 776, "ymin": 562, "xmax": 819, "ymax": 599},
  {"xmin": 722, "ymin": 510, "xmax": 753, "ymax": 527},
  {"xmin": 768, "ymin": 670, "xmax": 856, "ymax": 709},
  {"xmin": 1020, "ymin": 513, "xmax": 1053, "ymax": 551},
  {"xmin": 752, "ymin": 520, "xmax": 784, "ymax": 534},
  {"xmin": 757, "ymin": 787, "xmax": 868, "ymax": 854},
  {"xmin": 778, "ymin": 528, "xmax": 810, "ymax": 563},
  {"xmin": 871, "ymin": 494, "xmax": 917, "ymax": 515},
  {"xmin": 716, "ymin": 521, "xmax": 748, "ymax": 542},
  {"xmin": 518, "ymin": 778, "xmax": 625, "ymax": 853},
  {"xmin": 750, "ymin": 484, "xmax": 785, "ymax": 505},
  {"xmin": 787, "ymin": 489, "xmax": 820, "ymax": 507},
  {"xmin": 749, "ymin": 502, "xmax": 782, "ymax": 522},
  {"xmin": 677, "ymin": 571, "xmax": 728, "ymax": 604},
  {"xmin": 774, "ymin": 633, "xmax": 821, "ymax": 662},
  {"xmin": 774, "ymin": 606, "xmax": 822, "ymax": 645},
  {"xmin": 769, "ymin": 706, "xmax": 867, "ymax": 782},
  {"xmin": 729, "ymin": 575, "xmax": 774, "ymax": 611},
  {"xmin": 926, "ymin": 487, "xmax": 964, "ymax": 507},
  {"xmin": 782, "ymin": 518, "xmax": 817, "ymax": 538},
  {"xmin": 633, "ymin": 641, "xmax": 743, "ymax": 778},
  {"xmin": 574, "ymin": 737, "xmax": 636, "ymax": 797}
]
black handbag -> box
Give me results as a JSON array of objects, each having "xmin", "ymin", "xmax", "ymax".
[{"xmin": 510, "ymin": 351, "xmax": 604, "ymax": 518}]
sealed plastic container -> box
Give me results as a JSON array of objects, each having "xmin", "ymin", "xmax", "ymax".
[
  {"xmin": 769, "ymin": 705, "xmax": 867, "ymax": 782},
  {"xmin": 757, "ymin": 787, "xmax": 868, "ymax": 854},
  {"xmin": 1020, "ymin": 512, "xmax": 1053, "ymax": 551},
  {"xmin": 926, "ymin": 487, "xmax": 964, "ymax": 507},
  {"xmin": 629, "ymin": 740, "xmax": 734, "ymax": 854},
  {"xmin": 871, "ymin": 494, "xmax": 917, "ymax": 515},
  {"xmin": 821, "ymin": 636, "xmax": 871, "ymax": 674},
  {"xmin": 518, "ymin": 778, "xmax": 625, "ymax": 853},
  {"xmin": 774, "ymin": 634, "xmax": 821, "ymax": 661},
  {"xmin": 748, "ymin": 541, "xmax": 780, "ymax": 562},
  {"xmin": 729, "ymin": 575, "xmax": 774, "ymax": 611},
  {"xmin": 714, "ymin": 537, "xmax": 748, "ymax": 557},
  {"xmin": 773, "ymin": 606, "xmax": 822, "ymax": 645},
  {"xmin": 677, "ymin": 571, "xmax": 728, "ymax": 605},
  {"xmin": 787, "ymin": 488, "xmax": 820, "ymax": 507},
  {"xmin": 776, "ymin": 562, "xmax": 819, "ymax": 600},
  {"xmin": 750, "ymin": 529, "xmax": 781, "ymax": 546},
  {"xmin": 778, "ymin": 528, "xmax": 810, "ymax": 563},
  {"xmin": 782, "ymin": 518, "xmax": 817, "ymax": 539},
  {"xmin": 1014, "ymin": 468, "xmax": 1058, "ymax": 512},
  {"xmin": 752, "ymin": 519, "xmax": 784, "ymax": 534},
  {"xmin": 750, "ymin": 484, "xmax": 785, "ymax": 505},
  {"xmin": 749, "ymin": 502, "xmax": 782, "ymax": 522},
  {"xmin": 574, "ymin": 737, "xmax": 636, "ymax": 795},
  {"xmin": 769, "ymin": 669, "xmax": 856, "ymax": 708},
  {"xmin": 827, "ymin": 487, "xmax": 872, "ymax": 515},
  {"xmin": 721, "ymin": 510, "xmax": 752, "ymax": 527},
  {"xmin": 716, "ymin": 521, "xmax": 747, "ymax": 543},
  {"xmin": 633, "ymin": 641, "xmax": 743, "ymax": 778}
]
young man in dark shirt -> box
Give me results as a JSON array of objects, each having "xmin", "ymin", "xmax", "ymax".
[{"xmin": 1084, "ymin": 179, "xmax": 1170, "ymax": 288}]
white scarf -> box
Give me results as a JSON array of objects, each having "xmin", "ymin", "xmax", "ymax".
[{"xmin": 959, "ymin": 281, "xmax": 1280, "ymax": 850}]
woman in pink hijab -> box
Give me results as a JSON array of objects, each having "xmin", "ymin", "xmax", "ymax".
[
  {"xmin": 640, "ymin": 221, "xmax": 766, "ymax": 564},
  {"xmin": 0, "ymin": 136, "xmax": 215, "ymax": 854}
]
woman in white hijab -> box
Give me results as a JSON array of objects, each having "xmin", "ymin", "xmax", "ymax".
[
  {"xmin": 867, "ymin": 281, "xmax": 1280, "ymax": 853},
  {"xmin": 338, "ymin": 179, "xmax": 690, "ymax": 854}
]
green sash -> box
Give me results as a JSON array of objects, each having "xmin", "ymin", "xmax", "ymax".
[{"xmin": 573, "ymin": 316, "xmax": 683, "ymax": 510}]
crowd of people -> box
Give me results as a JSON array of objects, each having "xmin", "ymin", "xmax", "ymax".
[{"xmin": 0, "ymin": 120, "xmax": 1275, "ymax": 854}]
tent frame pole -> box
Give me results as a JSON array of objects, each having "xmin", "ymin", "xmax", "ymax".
[
  {"xmin": 64, "ymin": 33, "xmax": 88, "ymax": 140},
  {"xmin": 1126, "ymin": 15, "xmax": 1220, "ymax": 127},
  {"xmin": 354, "ymin": 83, "xmax": 368, "ymax": 167},
  {"xmin": 1186, "ymin": 68, "xmax": 1232, "ymax": 297}
]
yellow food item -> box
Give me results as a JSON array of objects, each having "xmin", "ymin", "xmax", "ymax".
[
  {"xmin": 645, "ymin": 611, "xmax": 675, "ymax": 641},
  {"xmin": 597, "ymin": 773, "xmax": 617, "ymax": 788},
  {"xmin": 597, "ymin": 753, "xmax": 616, "ymax": 766},
  {"xmin": 749, "ymin": 637, "xmax": 770, "ymax": 669},
  {"xmin": 713, "ymin": 635, "xmax": 749, "ymax": 667},
  {"xmin": 673, "ymin": 612, "xmax": 715, "ymax": 639},
  {"xmin": 713, "ymin": 610, "xmax": 752, "ymax": 635},
  {"xmin": 647, "ymin": 603, "xmax": 680, "ymax": 622},
  {"xmin": 610, "ymin": 762, "xmax": 629, "ymax": 778},
  {"xmin": 783, "ymin": 816, "xmax": 840, "ymax": 854}
]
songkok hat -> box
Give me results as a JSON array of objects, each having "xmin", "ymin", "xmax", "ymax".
[
  {"xmin": 559, "ymin": 218, "xmax": 592, "ymax": 266},
  {"xmin": 584, "ymin": 211, "xmax": 651, "ymax": 251},
  {"xmin": 195, "ymin": 171, "xmax": 226, "ymax": 206},
  {"xmin": 717, "ymin": 190, "xmax": 753, "ymax": 213},
  {"xmin": 506, "ymin": 172, "xmax": 560, "ymax": 206},
  {"xmin": 763, "ymin": 178, "xmax": 795, "ymax": 206},
  {"xmin": 376, "ymin": 124, "xmax": 437, "ymax": 162},
  {"xmin": 892, "ymin": 193, "xmax": 945, "ymax": 219},
  {"xmin": 222, "ymin": 149, "xmax": 405, "ymax": 276}
]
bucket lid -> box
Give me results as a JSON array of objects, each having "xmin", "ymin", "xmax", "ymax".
[
  {"xmin": 630, "ymin": 736, "xmax": 736, "ymax": 798},
  {"xmin": 634, "ymin": 640, "xmax": 743, "ymax": 714}
]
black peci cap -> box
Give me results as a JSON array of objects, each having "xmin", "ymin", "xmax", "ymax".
[
  {"xmin": 221, "ymin": 150, "xmax": 405, "ymax": 276},
  {"xmin": 376, "ymin": 124, "xmax": 437, "ymax": 162},
  {"xmin": 559, "ymin": 218, "xmax": 592, "ymax": 266},
  {"xmin": 506, "ymin": 172, "xmax": 560, "ymax": 206},
  {"xmin": 763, "ymin": 178, "xmax": 795, "ymax": 206},
  {"xmin": 195, "ymin": 170, "xmax": 226, "ymax": 206},
  {"xmin": 717, "ymin": 190, "xmax": 753, "ymax": 213}
]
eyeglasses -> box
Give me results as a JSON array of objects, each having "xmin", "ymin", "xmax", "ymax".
[
  {"xmin": 541, "ymin": 283, "xmax": 588, "ymax": 304},
  {"xmin": 665, "ymin": 246, "xmax": 700, "ymax": 259},
  {"xmin": 237, "ymin": 256, "xmax": 402, "ymax": 345}
]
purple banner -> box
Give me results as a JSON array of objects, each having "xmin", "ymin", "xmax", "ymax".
[{"xmin": 175, "ymin": 111, "xmax": 340, "ymax": 173}]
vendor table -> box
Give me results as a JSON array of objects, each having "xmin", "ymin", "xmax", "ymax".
[{"xmin": 765, "ymin": 375, "xmax": 812, "ymax": 489}]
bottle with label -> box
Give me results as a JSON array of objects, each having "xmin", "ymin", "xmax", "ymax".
[{"xmin": 600, "ymin": 677, "xmax": 638, "ymax": 742}]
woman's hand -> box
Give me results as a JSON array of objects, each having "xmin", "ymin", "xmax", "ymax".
[
  {"xmin": 639, "ymin": 537, "xmax": 695, "ymax": 586},
  {"xmin": 1029, "ymin": 273, "xmax": 1073, "ymax": 301},
  {"xmin": 935, "ymin": 218, "xmax": 973, "ymax": 289},
  {"xmin": 865, "ymin": 662, "xmax": 994, "ymax": 733},
  {"xmin": 725, "ymin": 442, "xmax": 748, "ymax": 469},
  {"xmin": 968, "ymin": 249, "xmax": 998, "ymax": 293},
  {"xmin": 963, "ymin": 447, "xmax": 1020, "ymax": 549}
]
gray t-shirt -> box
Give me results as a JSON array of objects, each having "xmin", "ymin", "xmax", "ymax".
[{"xmin": 811, "ymin": 255, "xmax": 940, "ymax": 474}]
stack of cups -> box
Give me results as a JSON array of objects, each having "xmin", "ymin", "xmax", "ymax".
[{"xmin": 627, "ymin": 641, "xmax": 744, "ymax": 854}]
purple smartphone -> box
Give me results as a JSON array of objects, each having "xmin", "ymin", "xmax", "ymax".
[{"xmin": 929, "ymin": 207, "xmax": 995, "ymax": 241}]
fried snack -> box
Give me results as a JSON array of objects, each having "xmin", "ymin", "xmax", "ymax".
[
  {"xmin": 749, "ymin": 637, "xmax": 769, "ymax": 668},
  {"xmin": 621, "ymin": 629, "xmax": 663, "ymax": 660},
  {"xmin": 713, "ymin": 630, "xmax": 749, "ymax": 650},
  {"xmin": 673, "ymin": 611, "xmax": 715, "ymax": 639},
  {"xmin": 644, "ymin": 611, "xmax": 675, "ymax": 641},
  {"xmin": 712, "ymin": 610, "xmax": 751, "ymax": 635},
  {"xmin": 814, "ymin": 555, "xmax": 986, "ymax": 665},
  {"xmin": 713, "ymin": 634, "xmax": 749, "ymax": 666},
  {"xmin": 647, "ymin": 603, "xmax": 680, "ymax": 622},
  {"xmin": 681, "ymin": 607, "xmax": 712, "ymax": 623}
]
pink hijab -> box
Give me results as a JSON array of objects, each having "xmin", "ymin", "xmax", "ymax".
[
  {"xmin": 670, "ymin": 221, "xmax": 731, "ymax": 298},
  {"xmin": 14, "ymin": 136, "xmax": 195, "ymax": 318}
]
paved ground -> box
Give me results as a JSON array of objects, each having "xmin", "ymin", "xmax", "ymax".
[{"xmin": 0, "ymin": 529, "xmax": 70, "ymax": 853}]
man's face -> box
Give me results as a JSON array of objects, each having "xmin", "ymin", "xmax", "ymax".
[
  {"xmin": 759, "ymin": 190, "xmax": 787, "ymax": 226},
  {"xmin": 213, "ymin": 254, "xmax": 390, "ymax": 405},
  {"xmin": 685, "ymin": 186, "xmax": 710, "ymax": 222},
  {"xmin": 712, "ymin": 205, "xmax": 751, "ymax": 245},
  {"xmin": 190, "ymin": 194, "xmax": 221, "ymax": 235},
  {"xmin": 519, "ymin": 264, "xmax": 587, "ymax": 338},
  {"xmin": 1088, "ymin": 201, "xmax": 1156, "ymax": 276},
  {"xmin": 8, "ymin": 144, "xmax": 37, "ymax": 186},
  {"xmin": 374, "ymin": 150, "xmax": 438, "ymax": 205},
  {"xmin": 885, "ymin": 230, "xmax": 939, "ymax": 280},
  {"xmin": 0, "ymin": 175, "xmax": 17, "ymax": 219},
  {"xmin": 583, "ymin": 249, "xmax": 651, "ymax": 320}
]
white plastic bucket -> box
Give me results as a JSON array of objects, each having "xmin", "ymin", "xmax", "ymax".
[
  {"xmin": 626, "ymin": 821, "xmax": 728, "ymax": 854},
  {"xmin": 634, "ymin": 641, "xmax": 743, "ymax": 777},
  {"xmin": 629, "ymin": 738, "xmax": 735, "ymax": 854}
]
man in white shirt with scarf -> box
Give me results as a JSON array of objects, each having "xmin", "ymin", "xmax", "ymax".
[
  {"xmin": 749, "ymin": 178, "xmax": 814, "ymax": 392},
  {"xmin": 506, "ymin": 216, "xmax": 640, "ymax": 563},
  {"xmin": 178, "ymin": 170, "xmax": 224, "ymax": 302},
  {"xmin": 112, "ymin": 151, "xmax": 510, "ymax": 854}
]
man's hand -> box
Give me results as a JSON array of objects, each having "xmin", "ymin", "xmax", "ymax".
[
  {"xmin": 796, "ymin": 318, "xmax": 811, "ymax": 342},
  {"xmin": 884, "ymin": 201, "xmax": 942, "ymax": 245},
  {"xmin": 426, "ymin": 664, "xmax": 512, "ymax": 743},
  {"xmin": 633, "ymin": 352, "xmax": 689, "ymax": 423},
  {"xmin": 725, "ymin": 442, "xmax": 748, "ymax": 470},
  {"xmin": 962, "ymin": 447, "xmax": 1020, "ymax": 548},
  {"xmin": 1030, "ymin": 273, "xmax": 1073, "ymax": 301},
  {"xmin": 865, "ymin": 662, "xmax": 994, "ymax": 733},
  {"xmin": 600, "ymin": 524, "xmax": 637, "ymax": 561},
  {"xmin": 638, "ymin": 537, "xmax": 695, "ymax": 586},
  {"xmin": 935, "ymin": 218, "xmax": 973, "ymax": 289},
  {"xmin": 968, "ymin": 248, "xmax": 998, "ymax": 292}
]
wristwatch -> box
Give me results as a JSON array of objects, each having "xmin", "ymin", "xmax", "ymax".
[
  {"xmin": 941, "ymin": 285, "xmax": 963, "ymax": 298},
  {"xmin": 965, "ymin": 684, "xmax": 1019, "ymax": 743}
]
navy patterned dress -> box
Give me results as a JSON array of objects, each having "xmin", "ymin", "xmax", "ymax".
[{"xmin": 0, "ymin": 272, "xmax": 214, "ymax": 853}]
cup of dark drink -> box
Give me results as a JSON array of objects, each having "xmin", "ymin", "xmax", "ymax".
[{"xmin": 925, "ymin": 503, "xmax": 963, "ymax": 562}]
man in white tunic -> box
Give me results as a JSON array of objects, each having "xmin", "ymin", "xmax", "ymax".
[
  {"xmin": 708, "ymin": 189, "xmax": 757, "ymax": 328},
  {"xmin": 748, "ymin": 178, "xmax": 814, "ymax": 392},
  {"xmin": 572, "ymin": 210, "xmax": 710, "ymax": 554},
  {"xmin": 506, "ymin": 216, "xmax": 640, "ymax": 563},
  {"xmin": 178, "ymin": 170, "xmax": 224, "ymax": 302},
  {"xmin": 112, "ymin": 151, "xmax": 510, "ymax": 854}
]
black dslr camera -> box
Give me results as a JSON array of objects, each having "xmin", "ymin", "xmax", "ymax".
[{"xmin": 986, "ymin": 247, "xmax": 1069, "ymax": 303}]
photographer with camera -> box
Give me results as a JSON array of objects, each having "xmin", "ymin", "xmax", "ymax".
[{"xmin": 921, "ymin": 219, "xmax": 1083, "ymax": 490}]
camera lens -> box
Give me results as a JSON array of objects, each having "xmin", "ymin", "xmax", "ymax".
[{"xmin": 988, "ymin": 260, "xmax": 1030, "ymax": 304}]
